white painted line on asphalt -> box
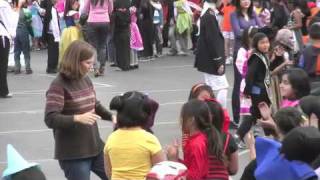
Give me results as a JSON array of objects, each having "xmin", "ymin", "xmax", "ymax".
[
  {"xmin": 150, "ymin": 65, "xmax": 193, "ymax": 69},
  {"xmin": 31, "ymin": 73, "xmax": 114, "ymax": 87},
  {"xmin": 0, "ymin": 109, "xmax": 43, "ymax": 114},
  {"xmin": 92, "ymin": 82, "xmax": 113, "ymax": 87}
]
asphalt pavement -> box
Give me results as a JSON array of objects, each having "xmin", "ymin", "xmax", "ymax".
[{"xmin": 0, "ymin": 49, "xmax": 250, "ymax": 180}]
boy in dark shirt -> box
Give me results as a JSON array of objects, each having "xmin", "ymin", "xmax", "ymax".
[{"xmin": 299, "ymin": 22, "xmax": 320, "ymax": 90}]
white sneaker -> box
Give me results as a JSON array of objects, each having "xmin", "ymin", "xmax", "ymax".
[{"xmin": 226, "ymin": 57, "xmax": 233, "ymax": 65}]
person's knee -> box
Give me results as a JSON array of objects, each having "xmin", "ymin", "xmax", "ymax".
[{"xmin": 60, "ymin": 160, "xmax": 91, "ymax": 180}]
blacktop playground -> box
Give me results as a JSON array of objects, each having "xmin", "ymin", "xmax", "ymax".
[{"xmin": 0, "ymin": 50, "xmax": 250, "ymax": 180}]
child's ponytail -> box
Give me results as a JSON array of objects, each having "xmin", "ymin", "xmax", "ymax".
[{"xmin": 203, "ymin": 124, "xmax": 224, "ymax": 162}]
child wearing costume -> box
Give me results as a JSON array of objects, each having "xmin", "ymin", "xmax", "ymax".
[{"xmin": 59, "ymin": 0, "xmax": 82, "ymax": 60}]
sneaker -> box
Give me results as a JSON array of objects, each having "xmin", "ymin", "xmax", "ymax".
[
  {"xmin": 226, "ymin": 57, "xmax": 233, "ymax": 65},
  {"xmin": 178, "ymin": 51, "xmax": 188, "ymax": 56},
  {"xmin": 26, "ymin": 69, "xmax": 33, "ymax": 74},
  {"xmin": 229, "ymin": 121, "xmax": 239, "ymax": 129},
  {"xmin": 14, "ymin": 69, "xmax": 21, "ymax": 74},
  {"xmin": 0, "ymin": 93, "xmax": 13, "ymax": 98},
  {"xmin": 168, "ymin": 49, "xmax": 178, "ymax": 56},
  {"xmin": 233, "ymin": 134, "xmax": 247, "ymax": 149}
]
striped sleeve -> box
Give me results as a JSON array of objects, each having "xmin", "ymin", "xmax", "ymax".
[{"xmin": 44, "ymin": 82, "xmax": 75, "ymax": 129}]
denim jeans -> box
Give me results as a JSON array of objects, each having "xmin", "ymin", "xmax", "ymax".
[
  {"xmin": 87, "ymin": 22, "xmax": 108, "ymax": 69},
  {"xmin": 14, "ymin": 29, "xmax": 31, "ymax": 70},
  {"xmin": 59, "ymin": 152, "xmax": 108, "ymax": 180}
]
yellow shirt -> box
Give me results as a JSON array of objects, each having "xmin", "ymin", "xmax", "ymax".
[{"xmin": 104, "ymin": 128, "xmax": 162, "ymax": 180}]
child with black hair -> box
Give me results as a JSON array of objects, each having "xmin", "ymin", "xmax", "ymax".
[
  {"xmin": 234, "ymin": 27, "xmax": 258, "ymax": 125},
  {"xmin": 279, "ymin": 68, "xmax": 311, "ymax": 107},
  {"xmin": 300, "ymin": 95, "xmax": 320, "ymax": 130},
  {"xmin": 167, "ymin": 99, "xmax": 229, "ymax": 180},
  {"xmin": 105, "ymin": 91, "xmax": 164, "ymax": 179},
  {"xmin": 240, "ymin": 107, "xmax": 308, "ymax": 180},
  {"xmin": 205, "ymin": 99, "xmax": 239, "ymax": 175},
  {"xmin": 237, "ymin": 32, "xmax": 271, "ymax": 139},
  {"xmin": 299, "ymin": 22, "xmax": 320, "ymax": 89},
  {"xmin": 188, "ymin": 83, "xmax": 231, "ymax": 133}
]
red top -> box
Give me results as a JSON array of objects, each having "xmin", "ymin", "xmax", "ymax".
[
  {"xmin": 221, "ymin": 4, "xmax": 236, "ymax": 32},
  {"xmin": 182, "ymin": 132, "xmax": 228, "ymax": 180}
]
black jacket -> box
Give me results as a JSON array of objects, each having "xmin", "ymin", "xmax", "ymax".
[
  {"xmin": 244, "ymin": 52, "xmax": 270, "ymax": 96},
  {"xmin": 40, "ymin": 0, "xmax": 54, "ymax": 41},
  {"xmin": 195, "ymin": 9, "xmax": 225, "ymax": 75}
]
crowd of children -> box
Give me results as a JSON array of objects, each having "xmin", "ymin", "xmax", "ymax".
[{"xmin": 1, "ymin": 0, "xmax": 320, "ymax": 179}]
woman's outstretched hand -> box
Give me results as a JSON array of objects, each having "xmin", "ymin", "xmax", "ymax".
[{"xmin": 74, "ymin": 111, "xmax": 101, "ymax": 125}]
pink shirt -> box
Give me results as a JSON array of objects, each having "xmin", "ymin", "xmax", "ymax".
[
  {"xmin": 82, "ymin": 0, "xmax": 113, "ymax": 23},
  {"xmin": 281, "ymin": 99, "xmax": 300, "ymax": 108}
]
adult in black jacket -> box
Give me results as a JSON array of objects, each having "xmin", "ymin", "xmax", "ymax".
[
  {"xmin": 195, "ymin": 0, "xmax": 229, "ymax": 108},
  {"xmin": 41, "ymin": 0, "xmax": 60, "ymax": 74},
  {"xmin": 270, "ymin": 0, "xmax": 289, "ymax": 30}
]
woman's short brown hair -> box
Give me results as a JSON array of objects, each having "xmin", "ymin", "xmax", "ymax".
[{"xmin": 59, "ymin": 40, "xmax": 95, "ymax": 80}]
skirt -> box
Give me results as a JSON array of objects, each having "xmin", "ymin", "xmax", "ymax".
[{"xmin": 59, "ymin": 26, "xmax": 83, "ymax": 61}]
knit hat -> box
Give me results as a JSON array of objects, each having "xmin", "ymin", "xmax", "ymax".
[
  {"xmin": 2, "ymin": 144, "xmax": 38, "ymax": 178},
  {"xmin": 281, "ymin": 127, "xmax": 320, "ymax": 164},
  {"xmin": 275, "ymin": 29, "xmax": 295, "ymax": 50},
  {"xmin": 146, "ymin": 161, "xmax": 187, "ymax": 180}
]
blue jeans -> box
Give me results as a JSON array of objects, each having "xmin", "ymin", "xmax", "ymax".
[
  {"xmin": 59, "ymin": 152, "xmax": 108, "ymax": 180},
  {"xmin": 14, "ymin": 29, "xmax": 31, "ymax": 70}
]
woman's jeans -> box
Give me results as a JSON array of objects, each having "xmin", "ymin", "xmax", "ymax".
[
  {"xmin": 59, "ymin": 152, "xmax": 108, "ymax": 180},
  {"xmin": 14, "ymin": 29, "xmax": 31, "ymax": 71}
]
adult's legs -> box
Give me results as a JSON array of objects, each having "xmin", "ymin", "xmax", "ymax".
[
  {"xmin": 141, "ymin": 20, "xmax": 154, "ymax": 58},
  {"xmin": 0, "ymin": 37, "xmax": 10, "ymax": 96},
  {"xmin": 14, "ymin": 34, "xmax": 22, "ymax": 72},
  {"xmin": 91, "ymin": 152, "xmax": 108, "ymax": 180},
  {"xmin": 154, "ymin": 24, "xmax": 163, "ymax": 55},
  {"xmin": 114, "ymin": 29, "xmax": 130, "ymax": 71},
  {"xmin": 168, "ymin": 23, "xmax": 177, "ymax": 54},
  {"xmin": 96, "ymin": 23, "xmax": 108, "ymax": 72},
  {"xmin": 87, "ymin": 23, "xmax": 107, "ymax": 72},
  {"xmin": 232, "ymin": 61, "xmax": 242, "ymax": 124},
  {"xmin": 178, "ymin": 31, "xmax": 188, "ymax": 53},
  {"xmin": 20, "ymin": 31, "xmax": 31, "ymax": 71},
  {"xmin": 47, "ymin": 34, "xmax": 59, "ymax": 72},
  {"xmin": 59, "ymin": 158, "xmax": 92, "ymax": 180}
]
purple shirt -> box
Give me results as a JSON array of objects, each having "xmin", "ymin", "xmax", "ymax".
[{"xmin": 231, "ymin": 11, "xmax": 262, "ymax": 53}]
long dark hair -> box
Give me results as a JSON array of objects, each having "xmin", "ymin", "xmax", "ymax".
[
  {"xmin": 180, "ymin": 100, "xmax": 224, "ymax": 161},
  {"xmin": 64, "ymin": 0, "xmax": 78, "ymax": 18},
  {"xmin": 241, "ymin": 27, "xmax": 258, "ymax": 50},
  {"xmin": 281, "ymin": 68, "xmax": 310, "ymax": 99},
  {"xmin": 235, "ymin": 0, "xmax": 254, "ymax": 18},
  {"xmin": 205, "ymin": 99, "xmax": 225, "ymax": 132},
  {"xmin": 251, "ymin": 32, "xmax": 268, "ymax": 53}
]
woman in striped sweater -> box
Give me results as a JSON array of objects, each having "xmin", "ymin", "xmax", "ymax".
[{"xmin": 44, "ymin": 40, "xmax": 113, "ymax": 180}]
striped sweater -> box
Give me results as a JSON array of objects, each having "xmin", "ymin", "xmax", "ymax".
[{"xmin": 45, "ymin": 74, "xmax": 112, "ymax": 160}]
